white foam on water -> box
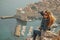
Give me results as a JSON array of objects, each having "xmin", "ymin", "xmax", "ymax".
[
  {"xmin": 26, "ymin": 31, "xmax": 33, "ymax": 40},
  {"xmin": 29, "ymin": 26, "xmax": 33, "ymax": 32},
  {"xmin": 21, "ymin": 26, "xmax": 26, "ymax": 36},
  {"xmin": 22, "ymin": 26, "xmax": 26, "ymax": 30},
  {"xmin": 27, "ymin": 32, "xmax": 32, "ymax": 36},
  {"xmin": 28, "ymin": 19, "xmax": 32, "ymax": 21},
  {"xmin": 21, "ymin": 31, "xmax": 25, "ymax": 36}
]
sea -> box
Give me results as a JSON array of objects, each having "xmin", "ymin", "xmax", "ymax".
[{"xmin": 0, "ymin": 0, "xmax": 60, "ymax": 40}]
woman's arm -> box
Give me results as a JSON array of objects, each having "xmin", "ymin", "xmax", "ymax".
[{"xmin": 38, "ymin": 11, "xmax": 44, "ymax": 16}]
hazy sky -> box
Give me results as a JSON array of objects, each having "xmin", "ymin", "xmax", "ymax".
[{"xmin": 0, "ymin": 0, "xmax": 40, "ymax": 16}]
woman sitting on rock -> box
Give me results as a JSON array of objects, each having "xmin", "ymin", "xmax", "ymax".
[{"xmin": 32, "ymin": 10, "xmax": 56, "ymax": 40}]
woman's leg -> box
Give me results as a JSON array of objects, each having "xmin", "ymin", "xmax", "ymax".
[
  {"xmin": 33, "ymin": 30, "xmax": 41, "ymax": 40},
  {"xmin": 33, "ymin": 30, "xmax": 37, "ymax": 40}
]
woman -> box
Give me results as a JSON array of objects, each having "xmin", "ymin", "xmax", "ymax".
[{"xmin": 32, "ymin": 10, "xmax": 56, "ymax": 40}]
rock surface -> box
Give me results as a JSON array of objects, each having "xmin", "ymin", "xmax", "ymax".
[{"xmin": 36, "ymin": 30, "xmax": 60, "ymax": 40}]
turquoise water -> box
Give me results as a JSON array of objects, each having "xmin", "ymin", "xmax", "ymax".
[
  {"xmin": 0, "ymin": 0, "xmax": 60, "ymax": 40},
  {"xmin": 0, "ymin": 0, "xmax": 41, "ymax": 40}
]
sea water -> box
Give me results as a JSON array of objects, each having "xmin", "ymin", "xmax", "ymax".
[{"xmin": 0, "ymin": 0, "xmax": 60, "ymax": 40}]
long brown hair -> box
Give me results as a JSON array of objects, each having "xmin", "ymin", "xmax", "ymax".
[{"xmin": 45, "ymin": 10, "xmax": 56, "ymax": 27}]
